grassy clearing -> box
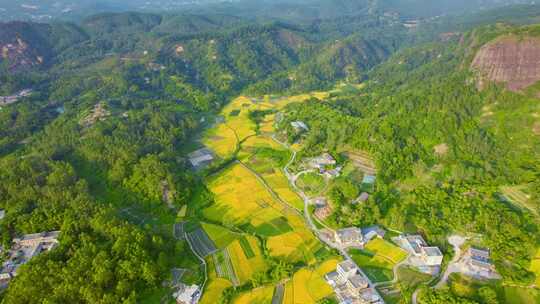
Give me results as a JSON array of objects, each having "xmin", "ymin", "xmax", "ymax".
[
  {"xmin": 297, "ymin": 173, "xmax": 327, "ymax": 196},
  {"xmin": 202, "ymin": 222, "xmax": 240, "ymax": 249},
  {"xmin": 349, "ymin": 250, "xmax": 394, "ymax": 283},
  {"xmin": 530, "ymin": 248, "xmax": 540, "ymax": 287},
  {"xmin": 397, "ymin": 266, "xmax": 432, "ymax": 287},
  {"xmin": 347, "ymin": 239, "xmax": 407, "ymax": 283},
  {"xmin": 365, "ymin": 238, "xmax": 408, "ymax": 264}
]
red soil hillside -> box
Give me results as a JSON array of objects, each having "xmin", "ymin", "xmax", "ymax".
[{"xmin": 471, "ymin": 35, "xmax": 540, "ymax": 92}]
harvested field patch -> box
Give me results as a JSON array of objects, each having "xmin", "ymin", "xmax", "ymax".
[
  {"xmin": 213, "ymin": 249, "xmax": 239, "ymax": 286},
  {"xmin": 345, "ymin": 150, "xmax": 377, "ymax": 175},
  {"xmin": 187, "ymin": 228, "xmax": 217, "ymax": 258}
]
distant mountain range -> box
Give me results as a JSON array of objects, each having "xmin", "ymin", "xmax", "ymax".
[{"xmin": 1, "ymin": 0, "xmax": 535, "ymax": 22}]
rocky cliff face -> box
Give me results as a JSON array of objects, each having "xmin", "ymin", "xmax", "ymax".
[
  {"xmin": 0, "ymin": 36, "xmax": 44, "ymax": 71},
  {"xmin": 471, "ymin": 35, "xmax": 540, "ymax": 92}
]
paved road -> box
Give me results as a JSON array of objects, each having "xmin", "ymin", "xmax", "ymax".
[
  {"xmin": 373, "ymin": 254, "xmax": 411, "ymax": 287},
  {"xmin": 435, "ymin": 235, "xmax": 467, "ymax": 289}
]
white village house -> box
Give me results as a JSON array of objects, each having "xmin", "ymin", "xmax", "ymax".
[
  {"xmin": 394, "ymin": 234, "xmax": 443, "ymax": 274},
  {"xmin": 174, "ymin": 283, "xmax": 201, "ymax": 304},
  {"xmin": 188, "ymin": 148, "xmax": 214, "ymax": 168},
  {"xmin": 325, "ymin": 260, "xmax": 384, "ymax": 304}
]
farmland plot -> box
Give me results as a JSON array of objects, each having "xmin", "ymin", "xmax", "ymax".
[{"xmin": 187, "ymin": 228, "xmax": 217, "ymax": 258}]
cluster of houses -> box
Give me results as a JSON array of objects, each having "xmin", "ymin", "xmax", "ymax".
[
  {"xmin": 173, "ymin": 283, "xmax": 201, "ymax": 304},
  {"xmin": 394, "ymin": 235, "xmax": 443, "ymax": 275},
  {"xmin": 333, "ymin": 226, "xmax": 386, "ymax": 249},
  {"xmin": 0, "ymin": 231, "xmax": 60, "ymax": 287},
  {"xmin": 187, "ymin": 148, "xmax": 214, "ymax": 170},
  {"xmin": 307, "ymin": 153, "xmax": 343, "ymax": 179},
  {"xmin": 0, "ymin": 89, "xmax": 32, "ymax": 107},
  {"xmin": 325, "ymin": 260, "xmax": 384, "ymax": 304},
  {"xmin": 461, "ymin": 247, "xmax": 498, "ymax": 279}
]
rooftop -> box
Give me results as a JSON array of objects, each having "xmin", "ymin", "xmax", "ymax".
[
  {"xmin": 291, "ymin": 121, "xmax": 309, "ymax": 131},
  {"xmin": 362, "ymin": 174, "xmax": 376, "ymax": 185},
  {"xmin": 337, "ymin": 228, "xmax": 363, "ymax": 242},
  {"xmin": 423, "ymin": 246, "xmax": 443, "ymax": 257},
  {"xmin": 338, "ymin": 260, "xmax": 358, "ymax": 273},
  {"xmin": 470, "ymin": 247, "xmax": 490, "ymax": 258},
  {"xmin": 348, "ymin": 274, "xmax": 369, "ymax": 289}
]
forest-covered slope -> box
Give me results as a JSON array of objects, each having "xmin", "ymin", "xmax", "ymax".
[{"xmin": 1, "ymin": 4, "xmax": 540, "ymax": 304}]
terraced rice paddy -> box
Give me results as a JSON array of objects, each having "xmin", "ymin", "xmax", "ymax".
[
  {"xmin": 199, "ymin": 93, "xmax": 334, "ymax": 302},
  {"xmin": 500, "ymin": 185, "xmax": 538, "ymax": 216}
]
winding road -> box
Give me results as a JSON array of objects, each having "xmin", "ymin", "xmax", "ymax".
[{"xmin": 272, "ymin": 134, "xmax": 385, "ymax": 301}]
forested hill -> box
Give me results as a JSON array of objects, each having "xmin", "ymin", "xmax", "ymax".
[
  {"xmin": 277, "ymin": 22, "xmax": 540, "ymax": 300},
  {"xmin": 0, "ymin": 11, "xmax": 408, "ymax": 98},
  {"xmin": 1, "ymin": 4, "xmax": 540, "ymax": 304}
]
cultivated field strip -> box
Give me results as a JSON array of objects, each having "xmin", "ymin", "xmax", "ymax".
[
  {"xmin": 187, "ymin": 228, "xmax": 218, "ymax": 258},
  {"xmin": 212, "ymin": 249, "xmax": 240, "ymax": 286}
]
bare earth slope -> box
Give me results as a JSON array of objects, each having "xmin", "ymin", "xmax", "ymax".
[{"xmin": 472, "ymin": 35, "xmax": 540, "ymax": 92}]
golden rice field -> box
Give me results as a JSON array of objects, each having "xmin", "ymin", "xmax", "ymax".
[
  {"xmin": 203, "ymin": 123, "xmax": 239, "ymax": 158},
  {"xmin": 204, "ymin": 164, "xmax": 283, "ymax": 225},
  {"xmin": 200, "ymin": 268, "xmax": 233, "ymax": 304},
  {"xmin": 205, "ymin": 163, "xmax": 321, "ymax": 264},
  {"xmin": 266, "ymin": 212, "xmax": 321, "ymax": 264},
  {"xmin": 227, "ymin": 236, "xmax": 268, "ymax": 284},
  {"xmin": 233, "ymin": 286, "xmax": 275, "ymax": 304},
  {"xmin": 282, "ymin": 259, "xmax": 339, "ymax": 304}
]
